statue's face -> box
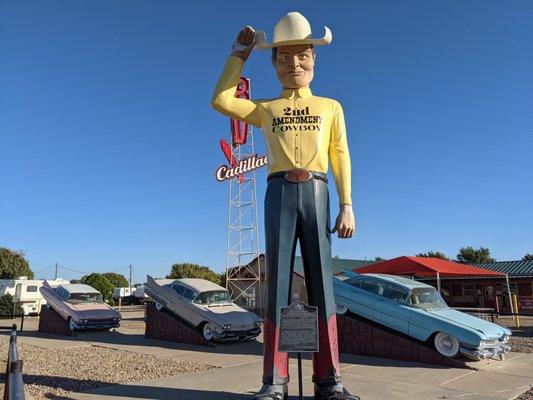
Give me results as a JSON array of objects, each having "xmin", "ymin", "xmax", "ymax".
[{"xmin": 272, "ymin": 44, "xmax": 315, "ymax": 89}]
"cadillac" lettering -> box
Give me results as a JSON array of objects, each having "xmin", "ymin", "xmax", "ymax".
[{"xmin": 216, "ymin": 154, "xmax": 268, "ymax": 182}]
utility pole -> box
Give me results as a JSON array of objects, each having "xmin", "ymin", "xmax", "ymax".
[
  {"xmin": 54, "ymin": 263, "xmax": 58, "ymax": 280},
  {"xmin": 129, "ymin": 264, "xmax": 132, "ymax": 290}
]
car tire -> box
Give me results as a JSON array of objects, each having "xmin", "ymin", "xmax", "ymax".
[
  {"xmin": 434, "ymin": 332, "xmax": 460, "ymax": 358},
  {"xmin": 335, "ymin": 303, "xmax": 348, "ymax": 315},
  {"xmin": 67, "ymin": 317, "xmax": 76, "ymax": 332},
  {"xmin": 155, "ymin": 302, "xmax": 163, "ymax": 312},
  {"xmin": 202, "ymin": 322, "xmax": 215, "ymax": 342}
]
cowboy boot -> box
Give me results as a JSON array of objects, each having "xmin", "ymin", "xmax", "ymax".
[
  {"xmin": 314, "ymin": 383, "xmax": 360, "ymax": 400},
  {"xmin": 253, "ymin": 383, "xmax": 288, "ymax": 400}
]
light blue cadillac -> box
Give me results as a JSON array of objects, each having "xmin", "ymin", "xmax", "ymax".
[{"xmin": 333, "ymin": 271, "xmax": 512, "ymax": 360}]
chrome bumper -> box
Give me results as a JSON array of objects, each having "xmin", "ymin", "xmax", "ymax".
[
  {"xmin": 213, "ymin": 327, "xmax": 261, "ymax": 342},
  {"xmin": 74, "ymin": 320, "xmax": 121, "ymax": 330},
  {"xmin": 460, "ymin": 344, "xmax": 511, "ymax": 360}
]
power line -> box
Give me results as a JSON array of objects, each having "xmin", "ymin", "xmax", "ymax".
[
  {"xmin": 57, "ymin": 264, "xmax": 90, "ymax": 275},
  {"xmin": 33, "ymin": 265, "xmax": 56, "ymax": 275}
]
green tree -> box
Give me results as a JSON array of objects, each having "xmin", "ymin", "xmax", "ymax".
[
  {"xmin": 374, "ymin": 257, "xmax": 387, "ymax": 262},
  {"xmin": 456, "ymin": 246, "xmax": 495, "ymax": 264},
  {"xmin": 219, "ymin": 272, "xmax": 227, "ymax": 288},
  {"xmin": 102, "ymin": 272, "xmax": 129, "ymax": 288},
  {"xmin": 522, "ymin": 254, "xmax": 533, "ymax": 261},
  {"xmin": 0, "ymin": 247, "xmax": 34, "ymax": 279},
  {"xmin": 416, "ymin": 251, "xmax": 449, "ymax": 260},
  {"xmin": 167, "ymin": 263, "xmax": 221, "ymax": 285},
  {"xmin": 81, "ymin": 273, "xmax": 115, "ymax": 305},
  {"xmin": 0, "ymin": 294, "xmax": 24, "ymax": 318}
]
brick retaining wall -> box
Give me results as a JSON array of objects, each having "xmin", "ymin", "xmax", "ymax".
[
  {"xmin": 38, "ymin": 305, "xmax": 74, "ymax": 336},
  {"xmin": 144, "ymin": 302, "xmax": 212, "ymax": 346},
  {"xmin": 337, "ymin": 313, "xmax": 472, "ymax": 369}
]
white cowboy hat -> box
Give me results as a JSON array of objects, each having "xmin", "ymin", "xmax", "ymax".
[{"xmin": 254, "ymin": 12, "xmax": 332, "ymax": 50}]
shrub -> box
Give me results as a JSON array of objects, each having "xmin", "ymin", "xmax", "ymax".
[
  {"xmin": 0, "ymin": 294, "xmax": 24, "ymax": 318},
  {"xmin": 80, "ymin": 273, "xmax": 115, "ymax": 306}
]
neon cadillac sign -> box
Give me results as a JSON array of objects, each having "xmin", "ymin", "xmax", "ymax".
[{"xmin": 216, "ymin": 77, "xmax": 267, "ymax": 182}]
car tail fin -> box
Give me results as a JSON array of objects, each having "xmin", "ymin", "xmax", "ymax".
[{"xmin": 342, "ymin": 269, "xmax": 359, "ymax": 278}]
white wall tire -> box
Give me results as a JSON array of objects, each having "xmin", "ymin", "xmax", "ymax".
[
  {"xmin": 202, "ymin": 323, "xmax": 215, "ymax": 342},
  {"xmin": 434, "ymin": 332, "xmax": 460, "ymax": 358},
  {"xmin": 335, "ymin": 303, "xmax": 348, "ymax": 315},
  {"xmin": 68, "ymin": 318, "xmax": 77, "ymax": 332},
  {"xmin": 155, "ymin": 302, "xmax": 163, "ymax": 311}
]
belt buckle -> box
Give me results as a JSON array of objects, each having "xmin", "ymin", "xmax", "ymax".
[{"xmin": 284, "ymin": 169, "xmax": 313, "ymax": 183}]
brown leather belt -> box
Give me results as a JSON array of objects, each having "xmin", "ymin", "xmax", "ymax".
[{"xmin": 267, "ymin": 169, "xmax": 328, "ymax": 184}]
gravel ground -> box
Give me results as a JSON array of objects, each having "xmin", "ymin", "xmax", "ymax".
[
  {"xmin": 0, "ymin": 337, "xmax": 216, "ymax": 399},
  {"xmin": 117, "ymin": 320, "xmax": 145, "ymax": 330},
  {"xmin": 516, "ymin": 387, "xmax": 533, "ymax": 400},
  {"xmin": 510, "ymin": 336, "xmax": 533, "ymax": 354}
]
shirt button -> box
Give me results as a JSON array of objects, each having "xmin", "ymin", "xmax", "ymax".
[{"xmin": 295, "ymin": 147, "xmax": 298, "ymax": 149}]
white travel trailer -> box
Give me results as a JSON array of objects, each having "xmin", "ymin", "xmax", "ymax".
[
  {"xmin": 0, "ymin": 276, "xmax": 70, "ymax": 315},
  {"xmin": 113, "ymin": 284, "xmax": 149, "ymax": 305}
]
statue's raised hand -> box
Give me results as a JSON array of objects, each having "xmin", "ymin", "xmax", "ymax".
[{"xmin": 231, "ymin": 26, "xmax": 256, "ymax": 62}]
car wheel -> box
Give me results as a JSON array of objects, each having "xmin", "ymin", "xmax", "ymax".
[
  {"xmin": 67, "ymin": 317, "xmax": 76, "ymax": 332},
  {"xmin": 155, "ymin": 302, "xmax": 163, "ymax": 311},
  {"xmin": 335, "ymin": 303, "xmax": 348, "ymax": 315},
  {"xmin": 434, "ymin": 332, "xmax": 460, "ymax": 358},
  {"xmin": 202, "ymin": 323, "xmax": 215, "ymax": 342}
]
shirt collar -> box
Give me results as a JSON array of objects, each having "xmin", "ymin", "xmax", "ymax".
[{"xmin": 280, "ymin": 87, "xmax": 313, "ymax": 99}]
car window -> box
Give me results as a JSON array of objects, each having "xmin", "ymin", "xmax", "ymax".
[
  {"xmin": 362, "ymin": 280, "xmax": 384, "ymax": 296},
  {"xmin": 409, "ymin": 288, "xmax": 449, "ymax": 310},
  {"xmin": 382, "ymin": 284, "xmax": 408, "ymax": 303},
  {"xmin": 182, "ymin": 288, "xmax": 197, "ymax": 301},
  {"xmin": 56, "ymin": 286, "xmax": 68, "ymax": 299},
  {"xmin": 68, "ymin": 292, "xmax": 103, "ymax": 304},
  {"xmin": 345, "ymin": 278, "xmax": 362, "ymax": 288},
  {"xmin": 173, "ymin": 284, "xmax": 186, "ymax": 296},
  {"xmin": 194, "ymin": 290, "xmax": 230, "ymax": 304}
]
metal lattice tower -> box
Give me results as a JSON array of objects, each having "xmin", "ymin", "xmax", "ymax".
[{"xmin": 225, "ymin": 80, "xmax": 262, "ymax": 312}]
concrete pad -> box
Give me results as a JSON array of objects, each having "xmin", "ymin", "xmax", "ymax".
[
  {"xmin": 71, "ymin": 360, "xmax": 315, "ymax": 400},
  {"xmin": 470, "ymin": 353, "xmax": 533, "ymax": 378},
  {"xmin": 439, "ymin": 370, "xmax": 531, "ymax": 399}
]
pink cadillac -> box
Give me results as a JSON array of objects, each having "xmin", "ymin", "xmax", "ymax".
[{"xmin": 40, "ymin": 282, "xmax": 121, "ymax": 331}]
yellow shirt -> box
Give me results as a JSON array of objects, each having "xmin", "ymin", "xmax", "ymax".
[{"xmin": 211, "ymin": 56, "xmax": 352, "ymax": 206}]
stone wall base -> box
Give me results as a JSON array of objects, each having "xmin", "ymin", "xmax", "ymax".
[
  {"xmin": 337, "ymin": 313, "xmax": 472, "ymax": 369},
  {"xmin": 144, "ymin": 302, "xmax": 212, "ymax": 347},
  {"xmin": 38, "ymin": 305, "xmax": 74, "ymax": 336}
]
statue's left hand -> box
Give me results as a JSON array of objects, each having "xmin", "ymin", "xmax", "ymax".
[{"xmin": 332, "ymin": 204, "xmax": 355, "ymax": 239}]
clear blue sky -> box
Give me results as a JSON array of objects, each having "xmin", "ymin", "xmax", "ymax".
[{"xmin": 1, "ymin": 1, "xmax": 532, "ymax": 282}]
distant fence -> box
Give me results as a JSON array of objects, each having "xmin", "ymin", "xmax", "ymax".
[
  {"xmin": 0, "ymin": 315, "xmax": 25, "ymax": 332},
  {"xmin": 453, "ymin": 307, "xmax": 533, "ymax": 325},
  {"xmin": 3, "ymin": 324, "xmax": 26, "ymax": 400}
]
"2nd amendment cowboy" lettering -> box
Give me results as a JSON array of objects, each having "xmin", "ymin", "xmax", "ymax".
[{"xmin": 272, "ymin": 106, "xmax": 322, "ymax": 133}]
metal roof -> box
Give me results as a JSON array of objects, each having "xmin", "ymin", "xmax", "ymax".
[
  {"xmin": 293, "ymin": 256, "xmax": 375, "ymax": 276},
  {"xmin": 474, "ymin": 260, "xmax": 533, "ymax": 277}
]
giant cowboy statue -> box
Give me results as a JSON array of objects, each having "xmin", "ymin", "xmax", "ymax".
[{"xmin": 212, "ymin": 12, "xmax": 359, "ymax": 400}]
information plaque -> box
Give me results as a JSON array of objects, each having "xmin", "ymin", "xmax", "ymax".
[{"xmin": 278, "ymin": 300, "xmax": 319, "ymax": 353}]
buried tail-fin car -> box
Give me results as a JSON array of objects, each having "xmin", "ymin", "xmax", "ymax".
[
  {"xmin": 144, "ymin": 275, "xmax": 262, "ymax": 342},
  {"xmin": 40, "ymin": 281, "xmax": 121, "ymax": 332},
  {"xmin": 333, "ymin": 271, "xmax": 511, "ymax": 360}
]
